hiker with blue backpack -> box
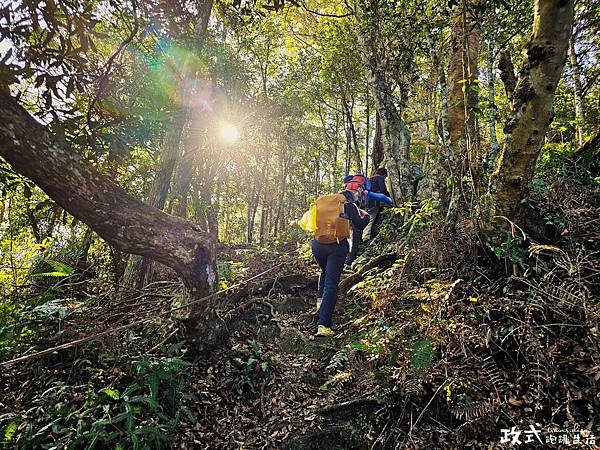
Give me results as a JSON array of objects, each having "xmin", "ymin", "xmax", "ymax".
[
  {"xmin": 363, "ymin": 167, "xmax": 391, "ymax": 241},
  {"xmin": 342, "ymin": 175, "xmax": 371, "ymax": 272},
  {"xmin": 299, "ymin": 175, "xmax": 392, "ymax": 337}
]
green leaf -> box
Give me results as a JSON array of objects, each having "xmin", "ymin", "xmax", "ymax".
[
  {"xmin": 3, "ymin": 421, "xmax": 17, "ymax": 442},
  {"xmin": 100, "ymin": 388, "xmax": 120, "ymax": 400}
]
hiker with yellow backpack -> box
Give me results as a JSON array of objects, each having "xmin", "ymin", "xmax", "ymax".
[{"xmin": 299, "ymin": 188, "xmax": 369, "ymax": 337}]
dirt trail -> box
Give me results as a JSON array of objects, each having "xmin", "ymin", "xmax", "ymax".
[{"xmin": 180, "ymin": 260, "xmax": 374, "ymax": 449}]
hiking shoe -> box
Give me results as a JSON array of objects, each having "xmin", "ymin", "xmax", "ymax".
[
  {"xmin": 316, "ymin": 298, "xmax": 322, "ymax": 313},
  {"xmin": 316, "ymin": 325, "xmax": 334, "ymax": 337}
]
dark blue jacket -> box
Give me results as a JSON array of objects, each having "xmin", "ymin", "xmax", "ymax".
[
  {"xmin": 344, "ymin": 201, "xmax": 369, "ymax": 231},
  {"xmin": 371, "ymin": 175, "xmax": 390, "ymax": 197}
]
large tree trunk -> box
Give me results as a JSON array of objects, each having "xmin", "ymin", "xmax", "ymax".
[
  {"xmin": 358, "ymin": 23, "xmax": 413, "ymax": 203},
  {"xmin": 483, "ymin": 0, "xmax": 575, "ymax": 240},
  {"xmin": 447, "ymin": 0, "xmax": 481, "ymax": 190},
  {"xmin": 0, "ymin": 91, "xmax": 218, "ymax": 344}
]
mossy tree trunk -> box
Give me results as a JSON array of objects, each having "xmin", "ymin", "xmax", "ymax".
[
  {"xmin": 447, "ymin": 0, "xmax": 481, "ymax": 198},
  {"xmin": 483, "ymin": 0, "xmax": 575, "ymax": 240},
  {"xmin": 371, "ymin": 110, "xmax": 384, "ymax": 171},
  {"xmin": 356, "ymin": 7, "xmax": 413, "ymax": 204}
]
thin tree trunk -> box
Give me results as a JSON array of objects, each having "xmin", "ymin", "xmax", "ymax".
[
  {"xmin": 418, "ymin": 32, "xmax": 458, "ymax": 221},
  {"xmin": 343, "ymin": 98, "xmax": 363, "ymax": 173},
  {"xmin": 486, "ymin": 38, "xmax": 500, "ymax": 169},
  {"xmin": 23, "ymin": 184, "xmax": 42, "ymax": 243},
  {"xmin": 372, "ymin": 110, "xmax": 383, "ymax": 170},
  {"xmin": 207, "ymin": 202, "xmax": 218, "ymax": 238},
  {"xmin": 569, "ymin": 35, "xmax": 585, "ymax": 146},
  {"xmin": 365, "ymin": 90, "xmax": 370, "ymax": 175},
  {"xmin": 332, "ymin": 111, "xmax": 341, "ymax": 191},
  {"xmin": 247, "ymin": 156, "xmax": 268, "ymax": 243},
  {"xmin": 498, "ymin": 50, "xmax": 517, "ymax": 101},
  {"xmin": 121, "ymin": 111, "xmax": 186, "ymax": 289},
  {"xmin": 246, "ymin": 183, "xmax": 258, "ymax": 244},
  {"xmin": 45, "ymin": 204, "xmax": 61, "ymax": 240},
  {"xmin": 0, "ymin": 188, "xmax": 5, "ymax": 223},
  {"xmin": 259, "ymin": 201, "xmax": 267, "ymax": 245},
  {"xmin": 173, "ymin": 147, "xmax": 197, "ymax": 218},
  {"xmin": 274, "ymin": 146, "xmax": 287, "ymax": 237},
  {"xmin": 76, "ymin": 226, "xmax": 94, "ymax": 271},
  {"xmin": 344, "ymin": 108, "xmax": 351, "ymax": 176}
]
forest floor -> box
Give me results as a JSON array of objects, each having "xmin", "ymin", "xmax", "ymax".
[{"xmin": 1, "ymin": 180, "xmax": 599, "ymax": 449}]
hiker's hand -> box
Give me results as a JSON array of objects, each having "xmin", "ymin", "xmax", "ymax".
[{"xmin": 358, "ymin": 208, "xmax": 368, "ymax": 218}]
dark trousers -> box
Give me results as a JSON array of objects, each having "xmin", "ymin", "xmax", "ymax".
[
  {"xmin": 312, "ymin": 239, "xmax": 349, "ymax": 327},
  {"xmin": 345, "ymin": 227, "xmax": 362, "ymax": 266}
]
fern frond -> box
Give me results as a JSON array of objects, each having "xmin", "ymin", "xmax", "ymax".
[
  {"xmin": 451, "ymin": 400, "xmax": 494, "ymax": 421},
  {"xmin": 327, "ymin": 350, "xmax": 349, "ymax": 371},
  {"xmin": 31, "ymin": 259, "xmax": 75, "ymax": 278},
  {"xmin": 409, "ymin": 338, "xmax": 434, "ymax": 373}
]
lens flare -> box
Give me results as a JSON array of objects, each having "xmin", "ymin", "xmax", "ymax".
[{"xmin": 219, "ymin": 123, "xmax": 239, "ymax": 144}]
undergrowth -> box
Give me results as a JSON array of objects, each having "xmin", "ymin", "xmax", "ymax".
[{"xmin": 1, "ymin": 347, "xmax": 195, "ymax": 449}]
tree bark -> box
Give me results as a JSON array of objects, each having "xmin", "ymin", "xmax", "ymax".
[
  {"xmin": 274, "ymin": 144, "xmax": 288, "ymax": 237},
  {"xmin": 23, "ymin": 184, "xmax": 42, "ymax": 244},
  {"xmin": 0, "ymin": 91, "xmax": 218, "ymax": 327},
  {"xmin": 357, "ymin": 20, "xmax": 413, "ymax": 203},
  {"xmin": 498, "ymin": 50, "xmax": 517, "ymax": 100},
  {"xmin": 372, "ymin": 110, "xmax": 384, "ymax": 170},
  {"xmin": 417, "ymin": 32, "xmax": 458, "ymax": 222},
  {"xmin": 365, "ymin": 92, "xmax": 370, "ymax": 175},
  {"xmin": 173, "ymin": 147, "xmax": 197, "ymax": 218},
  {"xmin": 343, "ymin": 98, "xmax": 363, "ymax": 173},
  {"xmin": 486, "ymin": 39, "xmax": 500, "ymax": 169},
  {"xmin": 447, "ymin": 0, "xmax": 481, "ymax": 187},
  {"xmin": 483, "ymin": 0, "xmax": 575, "ymax": 239},
  {"xmin": 76, "ymin": 226, "xmax": 94, "ymax": 271}
]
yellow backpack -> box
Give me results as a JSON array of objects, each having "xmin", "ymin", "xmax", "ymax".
[{"xmin": 299, "ymin": 194, "xmax": 350, "ymax": 243}]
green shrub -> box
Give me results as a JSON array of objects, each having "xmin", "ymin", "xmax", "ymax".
[{"xmin": 0, "ymin": 353, "xmax": 194, "ymax": 449}]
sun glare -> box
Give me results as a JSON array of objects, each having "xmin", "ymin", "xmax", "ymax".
[{"xmin": 219, "ymin": 123, "xmax": 239, "ymax": 144}]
